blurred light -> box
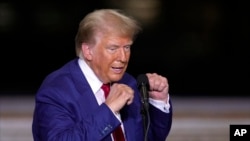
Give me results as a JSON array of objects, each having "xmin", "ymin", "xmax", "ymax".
[
  {"xmin": 106, "ymin": 0, "xmax": 162, "ymax": 28},
  {"xmin": 0, "ymin": 2, "xmax": 16, "ymax": 32},
  {"xmin": 34, "ymin": 3, "xmax": 64, "ymax": 33}
]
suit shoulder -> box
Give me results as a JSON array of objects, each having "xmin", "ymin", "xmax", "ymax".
[
  {"xmin": 119, "ymin": 73, "xmax": 137, "ymax": 86},
  {"xmin": 38, "ymin": 59, "xmax": 79, "ymax": 89}
]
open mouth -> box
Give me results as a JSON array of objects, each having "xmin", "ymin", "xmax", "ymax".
[{"xmin": 112, "ymin": 66, "xmax": 124, "ymax": 73}]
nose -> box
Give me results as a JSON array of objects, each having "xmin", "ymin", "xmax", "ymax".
[{"xmin": 118, "ymin": 48, "xmax": 128, "ymax": 62}]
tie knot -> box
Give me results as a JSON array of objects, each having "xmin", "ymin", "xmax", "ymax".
[{"xmin": 101, "ymin": 84, "xmax": 110, "ymax": 98}]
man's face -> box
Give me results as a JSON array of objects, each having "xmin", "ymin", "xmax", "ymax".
[{"xmin": 88, "ymin": 32, "xmax": 133, "ymax": 83}]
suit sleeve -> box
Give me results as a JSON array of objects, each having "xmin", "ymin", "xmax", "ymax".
[
  {"xmin": 147, "ymin": 99, "xmax": 173, "ymax": 141},
  {"xmin": 32, "ymin": 89, "xmax": 120, "ymax": 141}
]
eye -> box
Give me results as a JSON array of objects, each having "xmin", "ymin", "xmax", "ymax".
[
  {"xmin": 107, "ymin": 46, "xmax": 118, "ymax": 53},
  {"xmin": 111, "ymin": 47, "xmax": 117, "ymax": 50},
  {"xmin": 124, "ymin": 46, "xmax": 131, "ymax": 51}
]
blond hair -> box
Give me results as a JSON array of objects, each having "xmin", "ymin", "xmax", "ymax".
[{"xmin": 75, "ymin": 9, "xmax": 142, "ymax": 58}]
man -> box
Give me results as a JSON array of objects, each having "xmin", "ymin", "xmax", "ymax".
[{"xmin": 32, "ymin": 9, "xmax": 172, "ymax": 141}]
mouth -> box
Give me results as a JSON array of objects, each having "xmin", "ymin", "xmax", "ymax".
[{"xmin": 111, "ymin": 66, "xmax": 124, "ymax": 74}]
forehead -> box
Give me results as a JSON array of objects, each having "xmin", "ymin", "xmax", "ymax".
[{"xmin": 95, "ymin": 31, "xmax": 133, "ymax": 45}]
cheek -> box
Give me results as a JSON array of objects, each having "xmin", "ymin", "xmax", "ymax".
[
  {"xmin": 125, "ymin": 53, "xmax": 131, "ymax": 62},
  {"xmin": 94, "ymin": 54, "xmax": 113, "ymax": 68},
  {"xmin": 127, "ymin": 53, "xmax": 131, "ymax": 59}
]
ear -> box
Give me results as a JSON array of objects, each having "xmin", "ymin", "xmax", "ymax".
[{"xmin": 81, "ymin": 43, "xmax": 93, "ymax": 61}]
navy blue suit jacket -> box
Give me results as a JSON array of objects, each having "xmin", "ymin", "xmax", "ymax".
[{"xmin": 32, "ymin": 58, "xmax": 172, "ymax": 141}]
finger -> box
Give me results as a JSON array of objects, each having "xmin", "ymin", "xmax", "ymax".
[
  {"xmin": 126, "ymin": 94, "xmax": 134, "ymax": 105},
  {"xmin": 123, "ymin": 86, "xmax": 134, "ymax": 105},
  {"xmin": 157, "ymin": 76, "xmax": 168, "ymax": 92},
  {"xmin": 147, "ymin": 73, "xmax": 168, "ymax": 91}
]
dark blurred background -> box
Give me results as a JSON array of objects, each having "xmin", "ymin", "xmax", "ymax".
[{"xmin": 0, "ymin": 0, "xmax": 249, "ymax": 96}]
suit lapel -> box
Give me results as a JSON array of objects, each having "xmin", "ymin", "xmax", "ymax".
[
  {"xmin": 69, "ymin": 59, "xmax": 100, "ymax": 112},
  {"xmin": 69, "ymin": 59, "xmax": 140, "ymax": 141}
]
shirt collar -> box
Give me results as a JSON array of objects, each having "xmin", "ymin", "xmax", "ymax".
[{"xmin": 78, "ymin": 58, "xmax": 102, "ymax": 94}]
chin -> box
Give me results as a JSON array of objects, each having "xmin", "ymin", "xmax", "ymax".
[{"xmin": 110, "ymin": 73, "xmax": 124, "ymax": 82}]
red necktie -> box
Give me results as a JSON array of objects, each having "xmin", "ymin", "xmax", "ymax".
[{"xmin": 101, "ymin": 84, "xmax": 126, "ymax": 141}]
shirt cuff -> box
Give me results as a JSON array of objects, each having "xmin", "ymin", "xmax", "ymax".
[{"xmin": 149, "ymin": 94, "xmax": 170, "ymax": 113}]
